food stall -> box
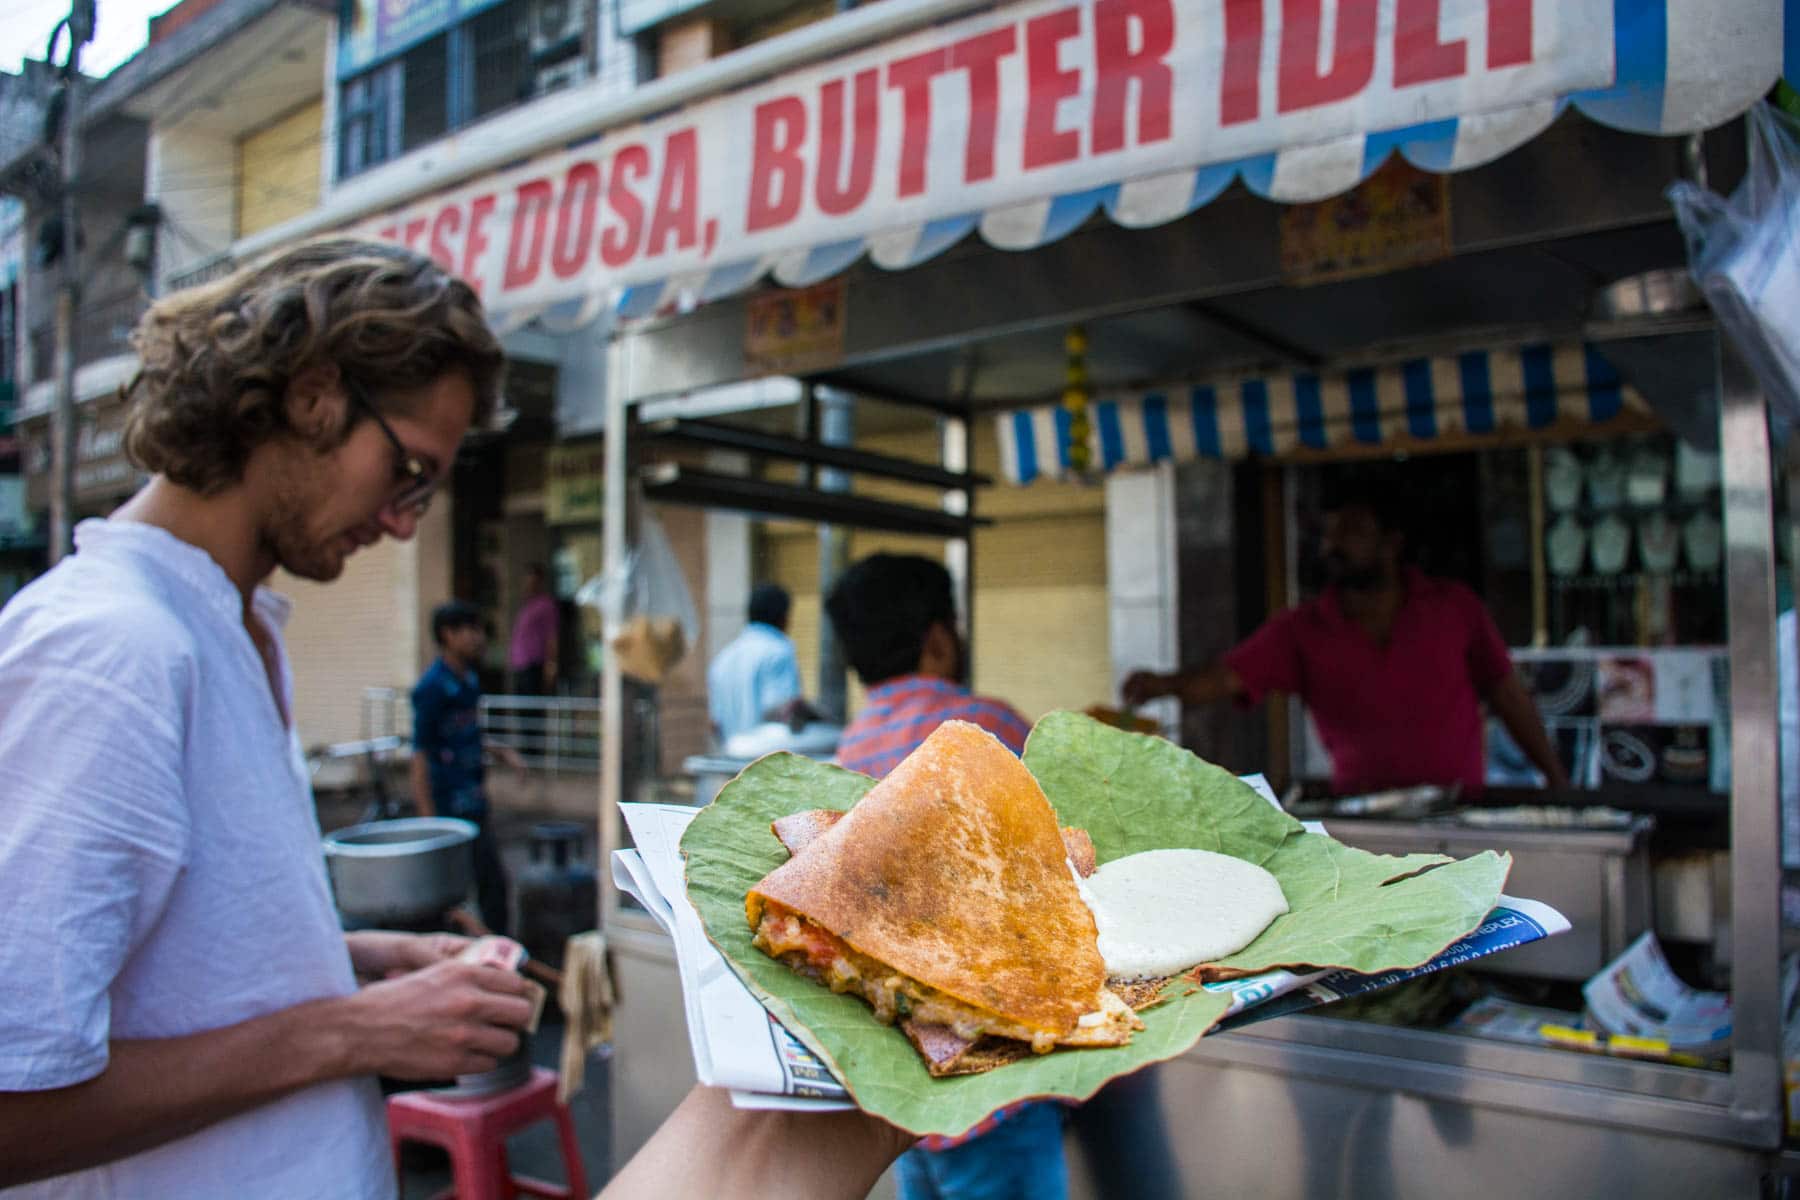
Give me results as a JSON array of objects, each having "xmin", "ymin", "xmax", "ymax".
[{"xmin": 533, "ymin": 0, "xmax": 1797, "ymax": 1191}]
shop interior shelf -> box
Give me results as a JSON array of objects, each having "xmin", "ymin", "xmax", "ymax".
[
  {"xmin": 1547, "ymin": 571, "xmax": 1723, "ymax": 589},
  {"xmin": 639, "ymin": 462, "xmax": 990, "ymax": 538},
  {"xmin": 637, "ymin": 417, "xmax": 990, "ymax": 492}
]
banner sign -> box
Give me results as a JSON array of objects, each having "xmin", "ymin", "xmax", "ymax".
[
  {"xmin": 355, "ymin": 0, "xmax": 1613, "ymax": 314},
  {"xmin": 22, "ymin": 397, "xmax": 143, "ymax": 509}
]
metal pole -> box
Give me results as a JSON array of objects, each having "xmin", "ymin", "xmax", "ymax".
[
  {"xmin": 1717, "ymin": 335, "xmax": 1782, "ymax": 1145},
  {"xmin": 1528, "ymin": 445, "xmax": 1547, "ymax": 646},
  {"xmin": 940, "ymin": 414, "xmax": 972, "ymax": 682},
  {"xmin": 598, "ymin": 331, "xmax": 628, "ymax": 925},
  {"xmin": 943, "ymin": 350, "xmax": 978, "ymax": 684},
  {"xmin": 815, "ymin": 386, "xmax": 853, "ymax": 722},
  {"xmin": 1283, "ymin": 464, "xmax": 1305, "ymax": 786},
  {"xmin": 49, "ymin": 9, "xmax": 87, "ymax": 564}
]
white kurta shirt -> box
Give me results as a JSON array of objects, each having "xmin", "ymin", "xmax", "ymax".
[{"xmin": 0, "ymin": 520, "xmax": 392, "ymax": 1199}]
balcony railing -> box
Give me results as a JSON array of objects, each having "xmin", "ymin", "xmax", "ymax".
[
  {"xmin": 165, "ymin": 253, "xmax": 234, "ymax": 294},
  {"xmin": 24, "ymin": 288, "xmax": 149, "ymax": 400}
]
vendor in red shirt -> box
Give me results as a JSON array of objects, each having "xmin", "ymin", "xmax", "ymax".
[{"xmin": 1124, "ymin": 485, "xmax": 1570, "ymax": 796}]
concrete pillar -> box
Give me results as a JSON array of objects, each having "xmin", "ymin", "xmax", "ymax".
[
  {"xmin": 815, "ymin": 387, "xmax": 853, "ymax": 722},
  {"xmin": 704, "ymin": 451, "xmax": 752, "ymax": 666},
  {"xmin": 1105, "ymin": 463, "xmax": 1180, "ymax": 737}
]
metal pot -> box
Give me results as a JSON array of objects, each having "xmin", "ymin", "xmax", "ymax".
[
  {"xmin": 433, "ymin": 1036, "xmax": 536, "ymax": 1098},
  {"xmin": 322, "ymin": 817, "xmax": 478, "ymax": 925}
]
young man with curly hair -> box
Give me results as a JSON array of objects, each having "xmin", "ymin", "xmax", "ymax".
[{"xmin": 0, "ymin": 240, "xmax": 536, "ymax": 1196}]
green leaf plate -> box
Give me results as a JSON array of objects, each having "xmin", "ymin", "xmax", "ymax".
[{"xmin": 680, "ymin": 711, "xmax": 1511, "ymax": 1137}]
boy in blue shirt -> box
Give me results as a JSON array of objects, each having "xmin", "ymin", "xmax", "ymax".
[{"xmin": 411, "ymin": 601, "xmax": 526, "ymax": 935}]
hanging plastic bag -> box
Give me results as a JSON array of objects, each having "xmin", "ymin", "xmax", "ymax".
[
  {"xmin": 1669, "ymin": 101, "xmax": 1800, "ymax": 424},
  {"xmin": 575, "ymin": 510, "xmax": 699, "ymax": 685}
]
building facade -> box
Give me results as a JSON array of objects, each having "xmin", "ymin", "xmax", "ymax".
[{"xmin": 0, "ymin": 0, "xmax": 1126, "ymax": 766}]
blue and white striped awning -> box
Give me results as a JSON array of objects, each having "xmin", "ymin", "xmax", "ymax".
[
  {"xmin": 997, "ymin": 342, "xmax": 1651, "ymax": 484},
  {"xmin": 597, "ymin": 0, "xmax": 1799, "ymax": 322}
]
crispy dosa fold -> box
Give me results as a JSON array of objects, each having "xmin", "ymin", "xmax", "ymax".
[
  {"xmin": 772, "ymin": 809, "xmax": 1100, "ymax": 880},
  {"xmin": 747, "ymin": 721, "xmax": 1112, "ymax": 1041},
  {"xmin": 753, "ymin": 900, "xmax": 1139, "ymax": 1051},
  {"xmin": 900, "ymin": 1021, "xmax": 1034, "ymax": 1077},
  {"xmin": 900, "ymin": 987, "xmax": 1150, "ymax": 1077}
]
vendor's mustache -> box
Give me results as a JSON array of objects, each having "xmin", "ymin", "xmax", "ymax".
[{"xmin": 1323, "ymin": 554, "xmax": 1382, "ymax": 586}]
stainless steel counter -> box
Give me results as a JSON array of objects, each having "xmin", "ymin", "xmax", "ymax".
[
  {"xmin": 609, "ymin": 905, "xmax": 1779, "ymax": 1198},
  {"xmin": 1317, "ymin": 814, "xmax": 1654, "ymax": 982},
  {"xmin": 1066, "ymin": 1024, "xmax": 1773, "ymax": 1199},
  {"xmin": 608, "ymin": 914, "xmax": 696, "ymax": 1165}
]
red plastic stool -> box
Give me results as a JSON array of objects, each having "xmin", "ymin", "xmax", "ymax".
[{"xmin": 387, "ymin": 1067, "xmax": 589, "ymax": 1200}]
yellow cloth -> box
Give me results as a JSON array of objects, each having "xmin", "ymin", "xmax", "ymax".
[{"xmin": 558, "ymin": 931, "xmax": 616, "ymax": 1104}]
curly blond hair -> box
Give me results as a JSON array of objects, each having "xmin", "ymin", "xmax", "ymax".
[{"xmin": 123, "ymin": 238, "xmax": 505, "ymax": 494}]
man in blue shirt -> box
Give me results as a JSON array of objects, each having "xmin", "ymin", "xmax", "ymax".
[
  {"xmin": 707, "ymin": 584, "xmax": 808, "ymax": 745},
  {"xmin": 411, "ymin": 601, "xmax": 526, "ymax": 936}
]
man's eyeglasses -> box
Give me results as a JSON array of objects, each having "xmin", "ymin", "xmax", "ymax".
[{"xmin": 342, "ymin": 377, "xmax": 438, "ymax": 517}]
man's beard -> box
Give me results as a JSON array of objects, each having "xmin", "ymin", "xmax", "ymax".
[
  {"xmin": 267, "ymin": 518, "xmax": 347, "ymax": 582},
  {"xmin": 1324, "ymin": 555, "xmax": 1382, "ymax": 591},
  {"xmin": 264, "ymin": 465, "xmax": 349, "ymax": 583}
]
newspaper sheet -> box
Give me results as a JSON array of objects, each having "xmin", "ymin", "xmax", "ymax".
[
  {"xmin": 1582, "ymin": 931, "xmax": 1732, "ymax": 1054},
  {"xmin": 614, "ymin": 804, "xmax": 850, "ymax": 1103},
  {"xmin": 613, "ymin": 796, "xmax": 1570, "ymax": 1112}
]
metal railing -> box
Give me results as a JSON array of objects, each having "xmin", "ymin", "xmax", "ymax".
[
  {"xmin": 360, "ymin": 685, "xmax": 602, "ymax": 773},
  {"xmin": 305, "ymin": 734, "xmax": 409, "ymax": 823},
  {"xmin": 165, "ymin": 253, "xmax": 235, "ymax": 293},
  {"xmin": 25, "ymin": 289, "xmax": 146, "ymax": 386},
  {"xmin": 481, "ymin": 694, "xmax": 603, "ymax": 773}
]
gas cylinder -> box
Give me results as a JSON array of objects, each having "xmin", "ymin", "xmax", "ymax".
[{"xmin": 516, "ymin": 821, "xmax": 599, "ymax": 972}]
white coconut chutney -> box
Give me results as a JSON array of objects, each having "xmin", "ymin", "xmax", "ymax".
[{"xmin": 1079, "ymin": 848, "xmax": 1288, "ymax": 979}]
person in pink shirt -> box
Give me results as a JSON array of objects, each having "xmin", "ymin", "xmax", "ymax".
[
  {"xmin": 507, "ymin": 564, "xmax": 561, "ymax": 695},
  {"xmin": 1124, "ymin": 484, "xmax": 1570, "ymax": 796}
]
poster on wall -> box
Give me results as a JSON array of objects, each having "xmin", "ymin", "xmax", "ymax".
[
  {"xmin": 745, "ymin": 281, "xmax": 845, "ymax": 375},
  {"xmin": 1279, "ymin": 159, "xmax": 1452, "ymax": 286},
  {"xmin": 1487, "ymin": 717, "xmax": 1600, "ymax": 790},
  {"xmin": 545, "ymin": 442, "xmax": 605, "ymax": 525},
  {"xmin": 1596, "ymin": 656, "xmax": 1656, "ymax": 723},
  {"xmin": 1494, "ymin": 647, "xmax": 1729, "ymax": 793}
]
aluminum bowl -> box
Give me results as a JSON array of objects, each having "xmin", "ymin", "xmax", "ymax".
[{"xmin": 322, "ymin": 817, "xmax": 478, "ymax": 925}]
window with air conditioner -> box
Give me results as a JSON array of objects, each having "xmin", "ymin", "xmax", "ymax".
[{"xmin": 527, "ymin": 0, "xmax": 585, "ymax": 68}]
